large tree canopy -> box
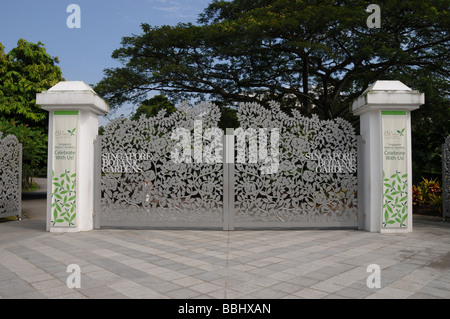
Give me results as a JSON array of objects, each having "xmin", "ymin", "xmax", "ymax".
[{"xmin": 95, "ymin": 0, "xmax": 449, "ymax": 121}]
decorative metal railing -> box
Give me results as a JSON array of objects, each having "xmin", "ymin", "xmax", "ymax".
[{"xmin": 0, "ymin": 132, "xmax": 22, "ymax": 220}]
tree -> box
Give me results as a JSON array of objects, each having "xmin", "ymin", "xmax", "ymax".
[
  {"xmin": 95, "ymin": 0, "xmax": 449, "ymax": 178},
  {"xmin": 95, "ymin": 0, "xmax": 449, "ymax": 123},
  {"xmin": 410, "ymin": 76, "xmax": 450, "ymax": 182},
  {"xmin": 131, "ymin": 95, "xmax": 176, "ymax": 120},
  {"xmin": 0, "ymin": 39, "xmax": 64, "ymax": 127},
  {"xmin": 0, "ymin": 39, "xmax": 64, "ymax": 188},
  {"xmin": 130, "ymin": 95, "xmax": 239, "ymax": 131}
]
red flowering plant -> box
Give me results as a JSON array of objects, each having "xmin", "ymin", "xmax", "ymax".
[{"xmin": 412, "ymin": 177, "xmax": 442, "ymax": 215}]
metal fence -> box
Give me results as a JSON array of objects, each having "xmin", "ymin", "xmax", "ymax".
[
  {"xmin": 0, "ymin": 132, "xmax": 22, "ymax": 220},
  {"xmin": 94, "ymin": 101, "xmax": 358, "ymax": 230},
  {"xmin": 443, "ymin": 136, "xmax": 450, "ymax": 220}
]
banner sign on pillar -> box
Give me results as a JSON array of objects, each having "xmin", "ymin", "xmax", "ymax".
[
  {"xmin": 51, "ymin": 111, "xmax": 78, "ymax": 227},
  {"xmin": 381, "ymin": 111, "xmax": 408, "ymax": 228}
]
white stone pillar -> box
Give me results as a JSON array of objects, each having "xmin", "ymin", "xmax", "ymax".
[
  {"xmin": 352, "ymin": 80, "xmax": 424, "ymax": 233},
  {"xmin": 36, "ymin": 81, "xmax": 108, "ymax": 232}
]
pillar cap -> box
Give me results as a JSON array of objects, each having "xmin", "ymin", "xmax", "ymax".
[
  {"xmin": 36, "ymin": 81, "xmax": 109, "ymax": 115},
  {"xmin": 351, "ymin": 80, "xmax": 425, "ymax": 115}
]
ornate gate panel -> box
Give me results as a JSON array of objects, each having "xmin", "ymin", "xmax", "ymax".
[
  {"xmin": 0, "ymin": 132, "xmax": 22, "ymax": 219},
  {"xmin": 95, "ymin": 102, "xmax": 225, "ymax": 228},
  {"xmin": 231, "ymin": 102, "xmax": 358, "ymax": 229}
]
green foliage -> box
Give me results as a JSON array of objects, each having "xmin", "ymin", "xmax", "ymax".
[
  {"xmin": 129, "ymin": 94, "xmax": 239, "ymax": 132},
  {"xmin": 0, "ymin": 39, "xmax": 64, "ymax": 127},
  {"xmin": 412, "ymin": 177, "xmax": 442, "ymax": 213},
  {"xmin": 95, "ymin": 0, "xmax": 450, "ymax": 177},
  {"xmin": 384, "ymin": 67, "xmax": 450, "ymax": 179},
  {"xmin": 0, "ymin": 39, "xmax": 64, "ymax": 183},
  {"xmin": 428, "ymin": 193, "xmax": 443, "ymax": 213},
  {"xmin": 219, "ymin": 106, "xmax": 239, "ymax": 131},
  {"xmin": 95, "ymin": 0, "xmax": 449, "ymax": 178},
  {"xmin": 96, "ymin": 0, "xmax": 449, "ymax": 124},
  {"xmin": 130, "ymin": 95, "xmax": 176, "ymax": 120},
  {"xmin": 0, "ymin": 117, "xmax": 47, "ymax": 189}
]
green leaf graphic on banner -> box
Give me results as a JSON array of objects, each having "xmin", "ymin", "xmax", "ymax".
[
  {"xmin": 382, "ymin": 170, "xmax": 407, "ymax": 228},
  {"xmin": 68, "ymin": 128, "xmax": 77, "ymax": 136},
  {"xmin": 51, "ymin": 170, "xmax": 76, "ymax": 226}
]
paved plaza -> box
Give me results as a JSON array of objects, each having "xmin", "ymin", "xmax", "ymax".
[{"xmin": 0, "ymin": 182, "xmax": 449, "ymax": 299}]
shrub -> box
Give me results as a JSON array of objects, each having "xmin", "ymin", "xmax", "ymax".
[
  {"xmin": 0, "ymin": 117, "xmax": 47, "ymax": 190},
  {"xmin": 412, "ymin": 177, "xmax": 442, "ymax": 213}
]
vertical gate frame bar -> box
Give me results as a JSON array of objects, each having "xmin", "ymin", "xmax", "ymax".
[
  {"xmin": 223, "ymin": 133, "xmax": 229, "ymax": 230},
  {"xmin": 444, "ymin": 141, "xmax": 450, "ymax": 219},
  {"xmin": 225, "ymin": 129, "xmax": 235, "ymax": 230},
  {"xmin": 93, "ymin": 135, "xmax": 102, "ymax": 229},
  {"xmin": 17, "ymin": 143, "xmax": 22, "ymax": 219},
  {"xmin": 228, "ymin": 162, "xmax": 235, "ymax": 230},
  {"xmin": 357, "ymin": 135, "xmax": 364, "ymax": 230}
]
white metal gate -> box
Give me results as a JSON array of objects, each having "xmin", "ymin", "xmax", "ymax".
[{"xmin": 94, "ymin": 102, "xmax": 358, "ymax": 229}]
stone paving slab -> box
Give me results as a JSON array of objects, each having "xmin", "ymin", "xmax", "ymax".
[{"xmin": 0, "ymin": 213, "xmax": 450, "ymax": 299}]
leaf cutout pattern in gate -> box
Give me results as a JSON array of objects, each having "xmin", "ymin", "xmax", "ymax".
[
  {"xmin": 100, "ymin": 102, "xmax": 224, "ymax": 223},
  {"xmin": 0, "ymin": 132, "xmax": 21, "ymax": 217},
  {"xmin": 234, "ymin": 101, "xmax": 358, "ymax": 223},
  {"xmin": 100, "ymin": 101, "xmax": 358, "ymax": 225}
]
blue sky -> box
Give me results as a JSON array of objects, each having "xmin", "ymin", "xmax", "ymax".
[{"xmin": 0, "ymin": 0, "xmax": 212, "ymax": 122}]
